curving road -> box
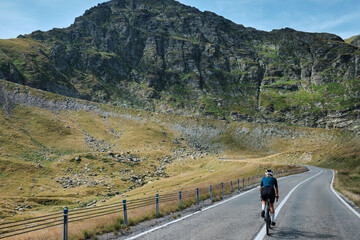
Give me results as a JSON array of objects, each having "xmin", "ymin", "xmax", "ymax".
[{"xmin": 113, "ymin": 166, "xmax": 360, "ymax": 240}]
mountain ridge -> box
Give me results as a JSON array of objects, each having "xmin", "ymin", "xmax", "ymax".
[{"xmin": 0, "ymin": 0, "xmax": 359, "ymax": 131}]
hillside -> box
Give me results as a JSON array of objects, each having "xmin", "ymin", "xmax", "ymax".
[
  {"xmin": 0, "ymin": 0, "xmax": 359, "ymax": 132},
  {"xmin": 346, "ymin": 34, "xmax": 360, "ymax": 47},
  {"xmin": 0, "ymin": 79, "xmax": 359, "ymax": 222}
]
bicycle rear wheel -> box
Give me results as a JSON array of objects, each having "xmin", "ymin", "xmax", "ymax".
[{"xmin": 265, "ymin": 204, "xmax": 270, "ymax": 235}]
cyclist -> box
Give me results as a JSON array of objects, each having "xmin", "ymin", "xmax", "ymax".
[{"xmin": 260, "ymin": 169, "xmax": 279, "ymax": 226}]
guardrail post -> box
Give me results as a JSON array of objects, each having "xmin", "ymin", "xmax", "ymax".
[
  {"xmin": 242, "ymin": 178, "xmax": 244, "ymax": 189},
  {"xmin": 196, "ymin": 188, "xmax": 199, "ymax": 204},
  {"xmin": 63, "ymin": 207, "xmax": 68, "ymax": 240},
  {"xmin": 210, "ymin": 185, "xmax": 212, "ymax": 201},
  {"xmin": 252, "ymin": 176, "xmax": 254, "ymax": 186},
  {"xmin": 221, "ymin": 182, "xmax": 224, "ymax": 196},
  {"xmin": 156, "ymin": 194, "xmax": 159, "ymax": 218},
  {"xmin": 247, "ymin": 177, "xmax": 249, "ymax": 188},
  {"xmin": 179, "ymin": 191, "xmax": 182, "ymax": 209},
  {"xmin": 237, "ymin": 179, "xmax": 240, "ymax": 191},
  {"xmin": 123, "ymin": 200, "xmax": 128, "ymax": 226},
  {"xmin": 231, "ymin": 181, "xmax": 233, "ymax": 192}
]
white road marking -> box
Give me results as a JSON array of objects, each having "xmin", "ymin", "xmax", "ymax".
[
  {"xmin": 254, "ymin": 168, "xmax": 323, "ymax": 240},
  {"xmin": 330, "ymin": 169, "xmax": 360, "ymax": 218},
  {"xmin": 125, "ymin": 187, "xmax": 259, "ymax": 239}
]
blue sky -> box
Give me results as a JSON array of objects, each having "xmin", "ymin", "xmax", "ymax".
[{"xmin": 1, "ymin": 0, "xmax": 359, "ymax": 40}]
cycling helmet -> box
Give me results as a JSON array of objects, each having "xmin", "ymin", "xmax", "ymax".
[{"xmin": 265, "ymin": 169, "xmax": 274, "ymax": 176}]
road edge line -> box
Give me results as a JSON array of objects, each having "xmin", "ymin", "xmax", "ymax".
[
  {"xmin": 254, "ymin": 168, "xmax": 322, "ymax": 240},
  {"xmin": 330, "ymin": 169, "xmax": 360, "ymax": 218},
  {"xmin": 125, "ymin": 187, "xmax": 259, "ymax": 239}
]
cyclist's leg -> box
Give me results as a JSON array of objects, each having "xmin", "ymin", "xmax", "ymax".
[
  {"xmin": 269, "ymin": 202, "xmax": 275, "ymax": 213},
  {"xmin": 269, "ymin": 188, "xmax": 276, "ymax": 225},
  {"xmin": 269, "ymin": 187, "xmax": 276, "ymax": 213},
  {"xmin": 260, "ymin": 188, "xmax": 268, "ymax": 217},
  {"xmin": 261, "ymin": 187, "xmax": 270, "ymax": 203}
]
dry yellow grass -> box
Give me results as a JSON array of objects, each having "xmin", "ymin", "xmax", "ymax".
[{"xmin": 0, "ymin": 80, "xmax": 358, "ymax": 239}]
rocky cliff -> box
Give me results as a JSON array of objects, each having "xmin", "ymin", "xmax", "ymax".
[{"xmin": 0, "ymin": 0, "xmax": 359, "ymax": 131}]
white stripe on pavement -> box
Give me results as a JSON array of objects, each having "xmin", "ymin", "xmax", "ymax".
[
  {"xmin": 125, "ymin": 187, "xmax": 260, "ymax": 240},
  {"xmin": 254, "ymin": 168, "xmax": 322, "ymax": 240}
]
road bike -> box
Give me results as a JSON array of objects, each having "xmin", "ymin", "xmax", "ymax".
[{"xmin": 263, "ymin": 197, "xmax": 278, "ymax": 235}]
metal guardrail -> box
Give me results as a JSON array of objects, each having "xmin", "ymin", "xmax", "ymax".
[{"xmin": 0, "ymin": 167, "xmax": 307, "ymax": 239}]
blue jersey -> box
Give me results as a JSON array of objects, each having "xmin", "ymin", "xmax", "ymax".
[{"xmin": 260, "ymin": 176, "xmax": 278, "ymax": 188}]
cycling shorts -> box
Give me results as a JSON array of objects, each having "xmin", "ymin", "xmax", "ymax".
[{"xmin": 261, "ymin": 186, "xmax": 275, "ymax": 203}]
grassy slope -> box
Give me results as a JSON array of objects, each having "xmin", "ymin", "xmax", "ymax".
[
  {"xmin": 0, "ymin": 80, "xmax": 359, "ymax": 239},
  {"xmin": 345, "ymin": 34, "xmax": 360, "ymax": 44},
  {"xmin": 0, "ymin": 105, "xmax": 178, "ymax": 215}
]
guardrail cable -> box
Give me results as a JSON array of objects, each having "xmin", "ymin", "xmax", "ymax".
[
  {"xmin": 70, "ymin": 212, "xmax": 122, "ymax": 224},
  {"xmin": 0, "ymin": 214, "xmax": 62, "ymax": 230},
  {"xmin": 70, "ymin": 202, "xmax": 123, "ymax": 214},
  {"xmin": 127, "ymin": 202, "xmax": 154, "ymax": 209},
  {"xmin": 127, "ymin": 198, "xmax": 154, "ymax": 204},
  {"xmin": 127, "ymin": 204, "xmax": 155, "ymax": 210},
  {"xmin": 0, "ymin": 211, "xmax": 62, "ymax": 226},
  {"xmin": 0, "ymin": 218, "xmax": 63, "ymax": 236},
  {"xmin": 159, "ymin": 196, "xmax": 179, "ymax": 202},
  {"xmin": 127, "ymin": 196, "xmax": 155, "ymax": 202},
  {"xmin": 0, "ymin": 222, "xmax": 63, "ymax": 239},
  {"xmin": 69, "ymin": 209, "xmax": 121, "ymax": 222}
]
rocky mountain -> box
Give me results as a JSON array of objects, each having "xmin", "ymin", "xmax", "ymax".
[{"xmin": 0, "ymin": 0, "xmax": 359, "ymax": 131}]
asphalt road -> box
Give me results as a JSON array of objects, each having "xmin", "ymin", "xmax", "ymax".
[{"xmin": 118, "ymin": 166, "xmax": 360, "ymax": 240}]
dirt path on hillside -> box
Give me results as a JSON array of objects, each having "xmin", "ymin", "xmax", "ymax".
[{"xmin": 219, "ymin": 152, "xmax": 286, "ymax": 162}]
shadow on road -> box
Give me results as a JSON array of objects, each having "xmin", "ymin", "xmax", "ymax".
[{"xmin": 267, "ymin": 227, "xmax": 337, "ymax": 239}]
